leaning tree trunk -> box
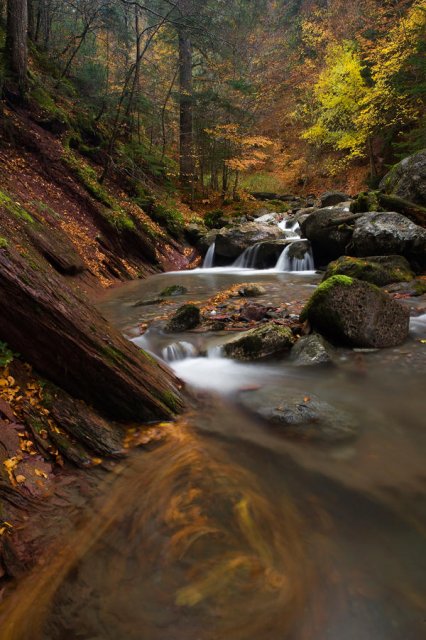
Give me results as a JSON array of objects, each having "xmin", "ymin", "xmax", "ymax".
[
  {"xmin": 6, "ymin": 0, "xmax": 28, "ymax": 97},
  {"xmin": 178, "ymin": 28, "xmax": 195, "ymax": 194}
]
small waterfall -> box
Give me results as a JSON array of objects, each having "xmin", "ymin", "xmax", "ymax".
[
  {"xmin": 162, "ymin": 341, "xmax": 198, "ymax": 362},
  {"xmin": 203, "ymin": 243, "xmax": 216, "ymax": 268},
  {"xmin": 233, "ymin": 244, "xmax": 261, "ymax": 268},
  {"xmin": 275, "ymin": 244, "xmax": 315, "ymax": 272},
  {"xmin": 278, "ymin": 219, "xmax": 300, "ymax": 238}
]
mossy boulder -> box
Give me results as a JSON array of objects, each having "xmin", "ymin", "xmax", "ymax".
[
  {"xmin": 300, "ymin": 275, "xmax": 409, "ymax": 348},
  {"xmin": 350, "ymin": 191, "xmax": 381, "ymax": 214},
  {"xmin": 165, "ymin": 304, "xmax": 201, "ymax": 332},
  {"xmin": 379, "ymin": 149, "xmax": 426, "ymax": 205},
  {"xmin": 223, "ymin": 323, "xmax": 294, "ymax": 361},
  {"xmin": 323, "ymin": 255, "xmax": 414, "ymax": 287}
]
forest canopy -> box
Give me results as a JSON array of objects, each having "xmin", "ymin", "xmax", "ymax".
[{"xmin": 1, "ymin": 0, "xmax": 425, "ymax": 197}]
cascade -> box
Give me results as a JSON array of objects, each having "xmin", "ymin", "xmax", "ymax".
[
  {"xmin": 232, "ymin": 244, "xmax": 262, "ymax": 268},
  {"xmin": 162, "ymin": 341, "xmax": 198, "ymax": 362},
  {"xmin": 275, "ymin": 244, "xmax": 315, "ymax": 272},
  {"xmin": 203, "ymin": 243, "xmax": 216, "ymax": 268}
]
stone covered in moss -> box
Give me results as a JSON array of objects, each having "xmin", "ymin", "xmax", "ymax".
[
  {"xmin": 300, "ymin": 275, "xmax": 409, "ymax": 348},
  {"xmin": 323, "ymin": 255, "xmax": 413, "ymax": 287},
  {"xmin": 224, "ymin": 322, "xmax": 294, "ymax": 361},
  {"xmin": 165, "ymin": 304, "xmax": 201, "ymax": 332}
]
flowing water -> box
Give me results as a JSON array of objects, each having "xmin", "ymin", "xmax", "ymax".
[{"xmin": 1, "ymin": 255, "xmax": 426, "ymax": 639}]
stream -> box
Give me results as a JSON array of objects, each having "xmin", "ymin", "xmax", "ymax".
[{"xmin": 3, "ymin": 237, "xmax": 426, "ymax": 639}]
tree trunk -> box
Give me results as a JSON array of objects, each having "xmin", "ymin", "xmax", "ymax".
[
  {"xmin": 0, "ymin": 244, "xmax": 185, "ymax": 423},
  {"xmin": 6, "ymin": 0, "xmax": 28, "ymax": 97},
  {"xmin": 178, "ymin": 28, "xmax": 194, "ymax": 193}
]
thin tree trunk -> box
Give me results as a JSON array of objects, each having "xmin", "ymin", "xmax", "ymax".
[
  {"xmin": 27, "ymin": 0, "xmax": 33, "ymax": 39},
  {"xmin": 178, "ymin": 28, "xmax": 194, "ymax": 192},
  {"xmin": 161, "ymin": 67, "xmax": 178, "ymax": 161},
  {"xmin": 6, "ymin": 0, "xmax": 28, "ymax": 97}
]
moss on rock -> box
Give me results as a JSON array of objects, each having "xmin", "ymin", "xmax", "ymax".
[
  {"xmin": 165, "ymin": 304, "xmax": 201, "ymax": 332},
  {"xmin": 224, "ymin": 322, "xmax": 294, "ymax": 361},
  {"xmin": 323, "ymin": 255, "xmax": 414, "ymax": 287}
]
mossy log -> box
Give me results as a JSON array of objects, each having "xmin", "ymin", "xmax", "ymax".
[{"xmin": 0, "ymin": 244, "xmax": 184, "ymax": 423}]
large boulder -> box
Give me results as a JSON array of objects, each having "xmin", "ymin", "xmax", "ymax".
[
  {"xmin": 300, "ymin": 275, "xmax": 409, "ymax": 348},
  {"xmin": 214, "ymin": 222, "xmax": 284, "ymax": 260},
  {"xmin": 243, "ymin": 239, "xmax": 290, "ymax": 268},
  {"xmin": 300, "ymin": 206, "xmax": 353, "ymax": 265},
  {"xmin": 223, "ymin": 323, "xmax": 294, "ymax": 361},
  {"xmin": 380, "ymin": 149, "xmax": 426, "ymax": 205},
  {"xmin": 347, "ymin": 212, "xmax": 426, "ymax": 270},
  {"xmin": 320, "ymin": 191, "xmax": 350, "ymax": 207},
  {"xmin": 323, "ymin": 255, "xmax": 414, "ymax": 287}
]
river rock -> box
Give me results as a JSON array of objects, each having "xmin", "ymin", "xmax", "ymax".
[
  {"xmin": 347, "ymin": 212, "xmax": 426, "ymax": 270},
  {"xmin": 300, "ymin": 206, "xmax": 353, "ymax": 265},
  {"xmin": 214, "ymin": 222, "xmax": 284, "ymax": 259},
  {"xmin": 238, "ymin": 284, "xmax": 267, "ymax": 297},
  {"xmin": 246, "ymin": 239, "xmax": 291, "ymax": 268},
  {"xmin": 379, "ymin": 149, "xmax": 426, "ymax": 205},
  {"xmin": 223, "ymin": 323, "xmax": 294, "ymax": 361},
  {"xmin": 240, "ymin": 388, "xmax": 358, "ymax": 443},
  {"xmin": 320, "ymin": 191, "xmax": 350, "ymax": 207},
  {"xmin": 300, "ymin": 275, "xmax": 409, "ymax": 348},
  {"xmin": 290, "ymin": 334, "xmax": 334, "ymax": 366},
  {"xmin": 165, "ymin": 304, "xmax": 201, "ymax": 332},
  {"xmin": 160, "ymin": 285, "xmax": 188, "ymax": 297},
  {"xmin": 323, "ymin": 255, "xmax": 414, "ymax": 286},
  {"xmin": 239, "ymin": 303, "xmax": 269, "ymax": 322}
]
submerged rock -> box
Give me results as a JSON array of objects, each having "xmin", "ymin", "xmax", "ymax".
[
  {"xmin": 241, "ymin": 388, "xmax": 358, "ymax": 443},
  {"xmin": 224, "ymin": 322, "xmax": 294, "ymax": 361},
  {"xmin": 300, "ymin": 275, "xmax": 409, "ymax": 348},
  {"xmin": 347, "ymin": 212, "xmax": 426, "ymax": 270},
  {"xmin": 160, "ymin": 284, "xmax": 188, "ymax": 297},
  {"xmin": 323, "ymin": 255, "xmax": 414, "ymax": 287},
  {"xmin": 290, "ymin": 334, "xmax": 334, "ymax": 366},
  {"xmin": 165, "ymin": 304, "xmax": 201, "ymax": 332}
]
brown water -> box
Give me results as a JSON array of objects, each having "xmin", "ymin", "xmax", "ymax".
[{"xmin": 1, "ymin": 267, "xmax": 425, "ymax": 640}]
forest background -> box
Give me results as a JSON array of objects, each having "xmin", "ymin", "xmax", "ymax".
[{"xmin": 2, "ymin": 0, "xmax": 425, "ymax": 204}]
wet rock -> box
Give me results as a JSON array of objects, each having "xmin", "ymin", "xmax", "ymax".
[
  {"xmin": 132, "ymin": 297, "xmax": 164, "ymax": 307},
  {"xmin": 238, "ymin": 284, "xmax": 267, "ymax": 297},
  {"xmin": 320, "ymin": 191, "xmax": 350, "ymax": 207},
  {"xmin": 379, "ymin": 149, "xmax": 426, "ymax": 205},
  {"xmin": 300, "ymin": 206, "xmax": 354, "ymax": 265},
  {"xmin": 165, "ymin": 304, "xmax": 201, "ymax": 332},
  {"xmin": 287, "ymin": 240, "xmax": 312, "ymax": 260},
  {"xmin": 248, "ymin": 239, "xmax": 291, "ymax": 268},
  {"xmin": 239, "ymin": 303, "xmax": 269, "ymax": 322},
  {"xmin": 290, "ymin": 334, "xmax": 334, "ymax": 366},
  {"xmin": 300, "ymin": 275, "xmax": 409, "ymax": 348},
  {"xmin": 224, "ymin": 322, "xmax": 294, "ymax": 361},
  {"xmin": 347, "ymin": 212, "xmax": 426, "ymax": 270},
  {"xmin": 241, "ymin": 389, "xmax": 358, "ymax": 442},
  {"xmin": 323, "ymin": 255, "xmax": 414, "ymax": 287},
  {"xmin": 214, "ymin": 222, "xmax": 284, "ymax": 260},
  {"xmin": 160, "ymin": 285, "xmax": 188, "ymax": 297}
]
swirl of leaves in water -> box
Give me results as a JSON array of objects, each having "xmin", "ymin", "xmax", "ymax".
[{"xmin": 0, "ymin": 420, "xmax": 313, "ymax": 640}]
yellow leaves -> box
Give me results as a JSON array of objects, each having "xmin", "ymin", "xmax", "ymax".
[
  {"xmin": 0, "ymin": 522, "xmax": 13, "ymax": 537},
  {"xmin": 3, "ymin": 456, "xmax": 21, "ymax": 485},
  {"xmin": 35, "ymin": 468, "xmax": 48, "ymax": 479}
]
